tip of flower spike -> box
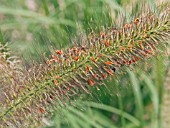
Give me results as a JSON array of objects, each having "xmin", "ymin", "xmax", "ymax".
[
  {"xmin": 86, "ymin": 65, "xmax": 91, "ymax": 74},
  {"xmin": 56, "ymin": 50, "xmax": 63, "ymax": 55},
  {"xmin": 105, "ymin": 61, "xmax": 114, "ymax": 65},
  {"xmin": 39, "ymin": 107, "xmax": 45, "ymax": 114},
  {"xmin": 88, "ymin": 78, "xmax": 95, "ymax": 86},
  {"xmin": 134, "ymin": 18, "xmax": 139, "ymax": 25}
]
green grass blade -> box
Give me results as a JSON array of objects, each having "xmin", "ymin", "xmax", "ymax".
[
  {"xmin": 79, "ymin": 101, "xmax": 140, "ymax": 126},
  {"xmin": 128, "ymin": 69, "xmax": 144, "ymax": 127}
]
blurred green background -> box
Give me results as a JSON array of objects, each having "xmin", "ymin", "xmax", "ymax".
[{"xmin": 0, "ymin": 0, "xmax": 169, "ymax": 128}]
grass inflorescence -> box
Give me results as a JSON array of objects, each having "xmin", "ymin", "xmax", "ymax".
[{"xmin": 0, "ymin": 4, "xmax": 170, "ymax": 128}]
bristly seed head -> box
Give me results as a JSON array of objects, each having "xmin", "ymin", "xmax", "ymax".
[{"xmin": 0, "ymin": 4, "xmax": 170, "ymax": 128}]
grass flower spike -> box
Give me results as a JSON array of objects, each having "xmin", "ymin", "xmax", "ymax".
[{"xmin": 0, "ymin": 4, "xmax": 170, "ymax": 128}]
